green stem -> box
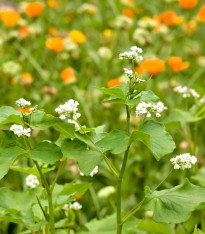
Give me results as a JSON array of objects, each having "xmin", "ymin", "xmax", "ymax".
[
  {"xmin": 116, "ymin": 105, "xmax": 130, "ymax": 234},
  {"xmin": 25, "ymin": 138, "xmax": 55, "ymax": 233},
  {"xmin": 50, "ymin": 160, "xmax": 65, "ymax": 192}
]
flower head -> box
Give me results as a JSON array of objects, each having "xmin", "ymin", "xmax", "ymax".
[
  {"xmin": 136, "ymin": 101, "xmax": 167, "ymax": 118},
  {"xmin": 178, "ymin": 0, "xmax": 198, "ymax": 9},
  {"xmin": 140, "ymin": 58, "xmax": 165, "ymax": 75},
  {"xmin": 69, "ymin": 31, "xmax": 86, "ymax": 44},
  {"xmin": 16, "ymin": 98, "xmax": 31, "ymax": 108},
  {"xmin": 119, "ymin": 46, "xmax": 143, "ymax": 63},
  {"xmin": 46, "ymin": 37, "xmax": 64, "ymax": 52},
  {"xmin": 173, "ymin": 86, "xmax": 200, "ymax": 98},
  {"xmin": 24, "ymin": 2, "xmax": 45, "ymax": 18},
  {"xmin": 63, "ymin": 202, "xmax": 82, "ymax": 210},
  {"xmin": 26, "ymin": 175, "xmax": 40, "ymax": 188},
  {"xmin": 107, "ymin": 78, "xmax": 122, "ymax": 88},
  {"xmin": 0, "ymin": 9, "xmax": 21, "ymax": 27},
  {"xmin": 198, "ymin": 5, "xmax": 205, "ymax": 22},
  {"xmin": 60, "ymin": 67, "xmax": 76, "ymax": 84},
  {"xmin": 10, "ymin": 124, "xmax": 31, "ymax": 137},
  {"xmin": 170, "ymin": 153, "xmax": 197, "ymax": 170},
  {"xmin": 168, "ymin": 57, "xmax": 190, "ymax": 72}
]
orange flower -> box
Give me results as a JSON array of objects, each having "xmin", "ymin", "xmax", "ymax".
[
  {"xmin": 0, "ymin": 9, "xmax": 21, "ymax": 27},
  {"xmin": 69, "ymin": 31, "xmax": 86, "ymax": 44},
  {"xmin": 74, "ymin": 195, "xmax": 82, "ymax": 199},
  {"xmin": 46, "ymin": 37, "xmax": 64, "ymax": 52},
  {"xmin": 134, "ymin": 65, "xmax": 144, "ymax": 75},
  {"xmin": 19, "ymin": 25, "xmax": 29, "ymax": 39},
  {"xmin": 25, "ymin": 2, "xmax": 45, "ymax": 18},
  {"xmin": 198, "ymin": 5, "xmax": 205, "ymax": 22},
  {"xmin": 18, "ymin": 108, "xmax": 30, "ymax": 114},
  {"xmin": 107, "ymin": 79, "xmax": 122, "ymax": 88},
  {"xmin": 141, "ymin": 58, "xmax": 165, "ymax": 75},
  {"xmin": 173, "ymin": 16, "xmax": 184, "ymax": 25},
  {"xmin": 60, "ymin": 67, "xmax": 76, "ymax": 84},
  {"xmin": 178, "ymin": 0, "xmax": 198, "ymax": 9},
  {"xmin": 47, "ymin": 0, "xmax": 58, "ymax": 9},
  {"xmin": 168, "ymin": 56, "xmax": 190, "ymax": 72},
  {"xmin": 21, "ymin": 73, "xmax": 34, "ymax": 86},
  {"xmin": 122, "ymin": 8, "xmax": 134, "ymax": 18},
  {"xmin": 160, "ymin": 11, "xmax": 176, "ymax": 26},
  {"xmin": 48, "ymin": 27, "xmax": 56, "ymax": 35}
]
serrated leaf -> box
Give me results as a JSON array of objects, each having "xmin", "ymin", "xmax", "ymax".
[
  {"xmin": 30, "ymin": 111, "xmax": 60, "ymax": 130},
  {"xmin": 0, "ymin": 106, "xmax": 22, "ymax": 125},
  {"xmin": 130, "ymin": 120, "xmax": 175, "ymax": 160},
  {"xmin": 30, "ymin": 142, "xmax": 63, "ymax": 164},
  {"xmin": 142, "ymin": 179, "xmax": 205, "ymax": 223},
  {"xmin": 0, "ymin": 131, "xmax": 27, "ymax": 179},
  {"xmin": 61, "ymin": 138, "xmax": 103, "ymax": 175},
  {"xmin": 96, "ymin": 130, "xmax": 129, "ymax": 154}
]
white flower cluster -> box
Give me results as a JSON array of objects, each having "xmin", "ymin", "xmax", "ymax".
[
  {"xmin": 136, "ymin": 101, "xmax": 167, "ymax": 118},
  {"xmin": 170, "ymin": 153, "xmax": 197, "ymax": 170},
  {"xmin": 63, "ymin": 202, "xmax": 82, "ymax": 211},
  {"xmin": 16, "ymin": 98, "xmax": 31, "ymax": 108},
  {"xmin": 10, "ymin": 124, "xmax": 31, "ymax": 137},
  {"xmin": 173, "ymin": 86, "xmax": 200, "ymax": 98},
  {"xmin": 123, "ymin": 68, "xmax": 145, "ymax": 83},
  {"xmin": 55, "ymin": 99, "xmax": 81, "ymax": 130},
  {"xmin": 80, "ymin": 165, "xmax": 98, "ymax": 177},
  {"xmin": 119, "ymin": 46, "xmax": 143, "ymax": 63},
  {"xmin": 26, "ymin": 175, "xmax": 40, "ymax": 188}
]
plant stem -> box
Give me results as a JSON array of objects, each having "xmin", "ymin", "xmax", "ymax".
[
  {"xmin": 50, "ymin": 160, "xmax": 65, "ymax": 192},
  {"xmin": 25, "ymin": 138, "xmax": 55, "ymax": 233},
  {"xmin": 116, "ymin": 105, "xmax": 130, "ymax": 234}
]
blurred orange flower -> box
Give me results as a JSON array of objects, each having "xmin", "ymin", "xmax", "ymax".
[
  {"xmin": 46, "ymin": 37, "xmax": 64, "ymax": 52},
  {"xmin": 74, "ymin": 195, "xmax": 82, "ymax": 199},
  {"xmin": 173, "ymin": 16, "xmax": 184, "ymax": 25},
  {"xmin": 168, "ymin": 57, "xmax": 190, "ymax": 72},
  {"xmin": 19, "ymin": 25, "xmax": 29, "ymax": 39},
  {"xmin": 69, "ymin": 31, "xmax": 86, "ymax": 44},
  {"xmin": 61, "ymin": 67, "xmax": 76, "ymax": 84},
  {"xmin": 107, "ymin": 79, "xmax": 122, "ymax": 88},
  {"xmin": 160, "ymin": 11, "xmax": 176, "ymax": 26},
  {"xmin": 25, "ymin": 2, "xmax": 45, "ymax": 18},
  {"xmin": 18, "ymin": 108, "xmax": 30, "ymax": 114},
  {"xmin": 122, "ymin": 8, "xmax": 134, "ymax": 18},
  {"xmin": 48, "ymin": 27, "xmax": 56, "ymax": 35},
  {"xmin": 134, "ymin": 65, "xmax": 144, "ymax": 75},
  {"xmin": 141, "ymin": 58, "xmax": 165, "ymax": 75},
  {"xmin": 47, "ymin": 0, "xmax": 59, "ymax": 9},
  {"xmin": 198, "ymin": 5, "xmax": 205, "ymax": 22},
  {"xmin": 178, "ymin": 0, "xmax": 198, "ymax": 9},
  {"xmin": 21, "ymin": 73, "xmax": 34, "ymax": 86},
  {"xmin": 0, "ymin": 10, "xmax": 21, "ymax": 27}
]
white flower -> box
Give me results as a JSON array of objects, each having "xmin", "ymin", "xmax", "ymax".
[
  {"xmin": 55, "ymin": 99, "xmax": 81, "ymax": 121},
  {"xmin": 69, "ymin": 202, "xmax": 82, "ymax": 210},
  {"xmin": 136, "ymin": 101, "xmax": 167, "ymax": 118},
  {"xmin": 26, "ymin": 175, "xmax": 39, "ymax": 188},
  {"xmin": 80, "ymin": 166, "xmax": 98, "ymax": 177},
  {"xmin": 170, "ymin": 153, "xmax": 197, "ymax": 170},
  {"xmin": 119, "ymin": 46, "xmax": 143, "ymax": 63},
  {"xmin": 123, "ymin": 68, "xmax": 133, "ymax": 78},
  {"xmin": 98, "ymin": 47, "xmax": 112, "ymax": 60},
  {"xmin": 67, "ymin": 119, "xmax": 80, "ymax": 130},
  {"xmin": 173, "ymin": 86, "xmax": 200, "ymax": 98},
  {"xmin": 16, "ymin": 98, "xmax": 31, "ymax": 108},
  {"xmin": 10, "ymin": 124, "xmax": 31, "ymax": 137}
]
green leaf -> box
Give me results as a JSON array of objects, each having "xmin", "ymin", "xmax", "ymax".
[
  {"xmin": 96, "ymin": 130, "xmax": 129, "ymax": 154},
  {"xmin": 0, "ymin": 106, "xmax": 22, "ymax": 125},
  {"xmin": 137, "ymin": 219, "xmax": 174, "ymax": 234},
  {"xmin": 142, "ymin": 179, "xmax": 205, "ymax": 223},
  {"xmin": 10, "ymin": 166, "xmax": 55, "ymax": 176},
  {"xmin": 98, "ymin": 86, "xmax": 126, "ymax": 100},
  {"xmin": 54, "ymin": 121, "xmax": 75, "ymax": 138},
  {"xmin": 130, "ymin": 120, "xmax": 176, "ymax": 160},
  {"xmin": 61, "ymin": 138, "xmax": 103, "ymax": 175},
  {"xmin": 193, "ymin": 225, "xmax": 205, "ymax": 234},
  {"xmin": 0, "ymin": 131, "xmax": 27, "ymax": 179},
  {"xmin": 80, "ymin": 214, "xmax": 140, "ymax": 234},
  {"xmin": 59, "ymin": 183, "xmax": 92, "ymax": 196},
  {"xmin": 30, "ymin": 142, "xmax": 63, "ymax": 164},
  {"xmin": 191, "ymin": 174, "xmax": 205, "ymax": 187},
  {"xmin": 30, "ymin": 111, "xmax": 60, "ymax": 130}
]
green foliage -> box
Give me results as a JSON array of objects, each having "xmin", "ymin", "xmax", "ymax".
[
  {"xmin": 30, "ymin": 142, "xmax": 63, "ymax": 164},
  {"xmin": 54, "ymin": 121, "xmax": 75, "ymax": 138},
  {"xmin": 142, "ymin": 179, "xmax": 205, "ymax": 223},
  {"xmin": 0, "ymin": 106, "xmax": 22, "ymax": 125},
  {"xmin": 130, "ymin": 120, "xmax": 176, "ymax": 160},
  {"xmin": 61, "ymin": 138, "xmax": 103, "ymax": 175},
  {"xmin": 96, "ymin": 130, "xmax": 129, "ymax": 154}
]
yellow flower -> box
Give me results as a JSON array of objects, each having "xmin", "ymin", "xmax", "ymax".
[{"xmin": 69, "ymin": 31, "xmax": 86, "ymax": 44}]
